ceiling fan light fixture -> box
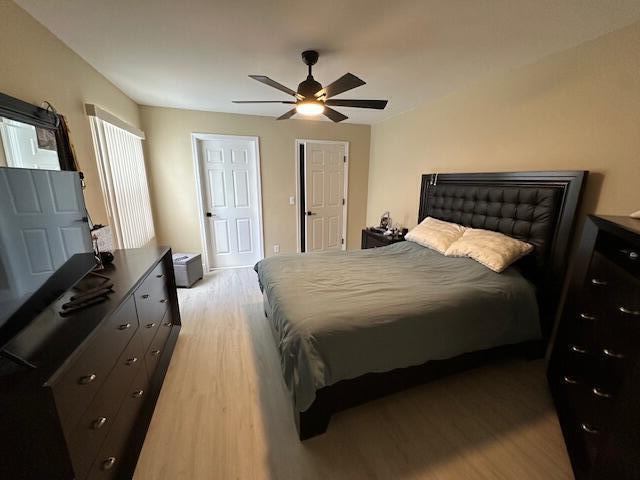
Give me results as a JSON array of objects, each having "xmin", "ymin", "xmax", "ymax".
[
  {"xmin": 296, "ymin": 100, "xmax": 324, "ymax": 116},
  {"xmin": 237, "ymin": 51, "xmax": 388, "ymax": 122}
]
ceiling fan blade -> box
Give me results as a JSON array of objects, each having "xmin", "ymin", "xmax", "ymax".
[
  {"xmin": 316, "ymin": 73, "xmax": 365, "ymax": 99},
  {"xmin": 276, "ymin": 108, "xmax": 297, "ymax": 120},
  {"xmin": 233, "ymin": 100, "xmax": 295, "ymax": 104},
  {"xmin": 325, "ymin": 99, "xmax": 388, "ymax": 109},
  {"xmin": 249, "ymin": 75, "xmax": 301, "ymax": 98},
  {"xmin": 323, "ymin": 107, "xmax": 348, "ymax": 123}
]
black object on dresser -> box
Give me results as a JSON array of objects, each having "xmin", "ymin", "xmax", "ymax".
[
  {"xmin": 547, "ymin": 215, "xmax": 640, "ymax": 479},
  {"xmin": 361, "ymin": 228, "xmax": 406, "ymax": 249},
  {"xmin": 0, "ymin": 247, "xmax": 181, "ymax": 480}
]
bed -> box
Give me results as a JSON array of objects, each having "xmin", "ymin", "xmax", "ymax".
[{"xmin": 255, "ymin": 171, "xmax": 587, "ymax": 439}]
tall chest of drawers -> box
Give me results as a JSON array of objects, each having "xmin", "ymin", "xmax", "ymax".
[
  {"xmin": 0, "ymin": 247, "xmax": 181, "ymax": 480},
  {"xmin": 548, "ymin": 215, "xmax": 640, "ymax": 479}
]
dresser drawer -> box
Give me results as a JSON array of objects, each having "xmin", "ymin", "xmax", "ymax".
[
  {"xmin": 145, "ymin": 313, "xmax": 173, "ymax": 378},
  {"xmin": 589, "ymin": 252, "xmax": 640, "ymax": 357},
  {"xmin": 135, "ymin": 264, "xmax": 170, "ymax": 352},
  {"xmin": 136, "ymin": 261, "xmax": 169, "ymax": 298},
  {"xmin": 67, "ymin": 333, "xmax": 146, "ymax": 480},
  {"xmin": 51, "ymin": 296, "xmax": 139, "ymax": 430},
  {"xmin": 86, "ymin": 366, "xmax": 149, "ymax": 480},
  {"xmin": 595, "ymin": 229, "xmax": 640, "ymax": 277}
]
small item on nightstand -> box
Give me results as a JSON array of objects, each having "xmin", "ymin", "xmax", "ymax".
[
  {"xmin": 379, "ymin": 211, "xmax": 392, "ymax": 230},
  {"xmin": 385, "ymin": 223, "xmax": 406, "ymax": 237},
  {"xmin": 631, "ymin": 210, "xmax": 640, "ymax": 219}
]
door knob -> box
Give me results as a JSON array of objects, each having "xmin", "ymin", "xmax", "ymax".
[
  {"xmin": 306, "ymin": 211, "xmax": 317, "ymax": 216},
  {"xmin": 206, "ymin": 212, "xmax": 215, "ymax": 217}
]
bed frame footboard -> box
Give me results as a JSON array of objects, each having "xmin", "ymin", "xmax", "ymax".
[
  {"xmin": 294, "ymin": 340, "xmax": 544, "ymax": 441},
  {"xmin": 295, "ymin": 402, "xmax": 332, "ymax": 440}
]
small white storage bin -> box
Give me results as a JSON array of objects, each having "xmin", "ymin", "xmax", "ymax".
[{"xmin": 172, "ymin": 253, "xmax": 203, "ymax": 287}]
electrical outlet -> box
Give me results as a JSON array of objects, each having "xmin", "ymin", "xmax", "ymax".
[{"xmin": 273, "ymin": 244, "xmax": 280, "ymax": 254}]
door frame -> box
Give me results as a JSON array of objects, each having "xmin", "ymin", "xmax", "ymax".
[
  {"xmin": 294, "ymin": 139, "xmax": 349, "ymax": 253},
  {"xmin": 191, "ymin": 133, "xmax": 265, "ymax": 271}
]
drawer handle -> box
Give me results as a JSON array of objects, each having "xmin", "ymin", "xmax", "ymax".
[
  {"xmin": 581, "ymin": 423, "xmax": 599, "ymax": 435},
  {"xmin": 570, "ymin": 344, "xmax": 588, "ymax": 354},
  {"xmin": 92, "ymin": 417, "xmax": 107, "ymax": 429},
  {"xmin": 628, "ymin": 251, "xmax": 639, "ymax": 261},
  {"xmin": 603, "ymin": 348, "xmax": 626, "ymax": 359},
  {"xmin": 579, "ymin": 313, "xmax": 597, "ymax": 321},
  {"xmin": 141, "ymin": 294, "xmax": 150, "ymax": 299},
  {"xmin": 118, "ymin": 323, "xmax": 131, "ymax": 330},
  {"xmin": 591, "ymin": 278, "xmax": 608, "ymax": 286},
  {"xmin": 592, "ymin": 386, "xmax": 613, "ymax": 399},
  {"xmin": 145, "ymin": 322, "xmax": 157, "ymax": 329},
  {"xmin": 126, "ymin": 356, "xmax": 138, "ymax": 366},
  {"xmin": 132, "ymin": 390, "xmax": 144, "ymax": 398},
  {"xmin": 78, "ymin": 374, "xmax": 97, "ymax": 385},
  {"xmin": 563, "ymin": 375, "xmax": 579, "ymax": 385},
  {"xmin": 150, "ymin": 349, "xmax": 161, "ymax": 356},
  {"xmin": 156, "ymin": 274, "xmax": 165, "ymax": 278},
  {"xmin": 618, "ymin": 306, "xmax": 640, "ymax": 316},
  {"xmin": 102, "ymin": 457, "xmax": 117, "ymax": 470},
  {"xmin": 163, "ymin": 321, "xmax": 172, "ymax": 327},
  {"xmin": 160, "ymin": 298, "xmax": 168, "ymax": 304}
]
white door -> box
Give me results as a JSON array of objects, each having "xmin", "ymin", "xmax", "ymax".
[
  {"xmin": 198, "ymin": 137, "xmax": 263, "ymax": 268},
  {"xmin": 0, "ymin": 168, "xmax": 91, "ymax": 299},
  {"xmin": 304, "ymin": 142, "xmax": 346, "ymax": 252},
  {"xmin": 0, "ymin": 118, "xmax": 61, "ymax": 170}
]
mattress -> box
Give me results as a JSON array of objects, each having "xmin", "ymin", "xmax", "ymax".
[{"xmin": 254, "ymin": 241, "xmax": 541, "ymax": 412}]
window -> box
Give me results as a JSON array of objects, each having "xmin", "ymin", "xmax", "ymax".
[{"xmin": 87, "ymin": 104, "xmax": 155, "ymax": 249}]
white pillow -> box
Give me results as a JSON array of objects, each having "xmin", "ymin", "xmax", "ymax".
[
  {"xmin": 445, "ymin": 228, "xmax": 533, "ymax": 273},
  {"xmin": 405, "ymin": 217, "xmax": 466, "ymax": 254}
]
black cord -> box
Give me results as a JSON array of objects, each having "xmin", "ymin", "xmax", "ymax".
[{"xmin": 42, "ymin": 101, "xmax": 61, "ymax": 128}]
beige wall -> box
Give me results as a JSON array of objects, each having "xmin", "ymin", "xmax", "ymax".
[
  {"xmin": 0, "ymin": 1, "xmax": 140, "ymax": 224},
  {"xmin": 140, "ymin": 106, "xmax": 371, "ymax": 255},
  {"xmin": 367, "ymin": 20, "xmax": 640, "ymax": 231}
]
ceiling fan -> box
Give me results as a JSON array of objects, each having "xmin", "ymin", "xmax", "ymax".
[{"xmin": 233, "ymin": 50, "xmax": 388, "ymax": 122}]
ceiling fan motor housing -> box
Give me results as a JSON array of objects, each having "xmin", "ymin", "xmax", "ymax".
[{"xmin": 297, "ymin": 77, "xmax": 323, "ymax": 99}]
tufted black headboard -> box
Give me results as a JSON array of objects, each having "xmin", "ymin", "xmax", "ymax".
[{"xmin": 418, "ymin": 171, "xmax": 587, "ymax": 337}]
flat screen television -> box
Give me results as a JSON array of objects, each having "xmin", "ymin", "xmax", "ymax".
[{"xmin": 0, "ymin": 167, "xmax": 95, "ymax": 349}]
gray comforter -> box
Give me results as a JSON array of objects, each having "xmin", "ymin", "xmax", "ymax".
[{"xmin": 254, "ymin": 241, "xmax": 540, "ymax": 412}]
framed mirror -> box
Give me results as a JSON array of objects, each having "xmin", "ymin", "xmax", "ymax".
[{"xmin": 0, "ymin": 92, "xmax": 76, "ymax": 171}]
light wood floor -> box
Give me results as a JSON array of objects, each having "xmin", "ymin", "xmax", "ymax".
[{"xmin": 134, "ymin": 268, "xmax": 573, "ymax": 480}]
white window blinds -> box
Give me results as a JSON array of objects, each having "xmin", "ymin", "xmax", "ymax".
[{"xmin": 88, "ymin": 107, "xmax": 155, "ymax": 249}]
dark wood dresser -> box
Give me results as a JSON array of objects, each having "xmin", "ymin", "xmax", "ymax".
[
  {"xmin": 0, "ymin": 247, "xmax": 180, "ymax": 480},
  {"xmin": 361, "ymin": 229, "xmax": 406, "ymax": 249},
  {"xmin": 547, "ymin": 215, "xmax": 640, "ymax": 479}
]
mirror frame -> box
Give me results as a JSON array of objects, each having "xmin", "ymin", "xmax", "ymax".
[{"xmin": 0, "ymin": 91, "xmax": 76, "ymax": 171}]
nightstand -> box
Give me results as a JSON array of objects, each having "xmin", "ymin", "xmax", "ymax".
[{"xmin": 361, "ymin": 229, "xmax": 406, "ymax": 249}]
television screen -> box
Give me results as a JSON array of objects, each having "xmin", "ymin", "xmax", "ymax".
[{"xmin": 0, "ymin": 167, "xmax": 94, "ymax": 338}]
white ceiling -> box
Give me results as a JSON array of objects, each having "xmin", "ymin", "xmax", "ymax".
[{"xmin": 16, "ymin": 0, "xmax": 640, "ymax": 124}]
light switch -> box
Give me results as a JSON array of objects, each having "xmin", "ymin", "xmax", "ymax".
[{"xmin": 289, "ymin": 196, "xmax": 295, "ymax": 205}]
